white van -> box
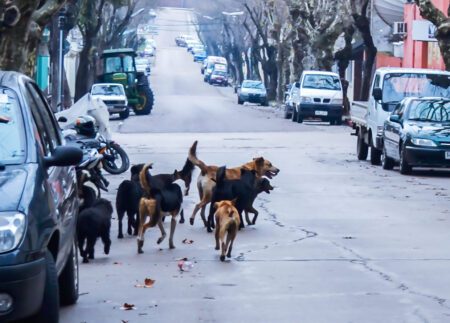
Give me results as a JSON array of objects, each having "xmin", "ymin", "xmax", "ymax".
[
  {"xmin": 291, "ymin": 71, "xmax": 344, "ymax": 125},
  {"xmin": 202, "ymin": 56, "xmax": 227, "ymax": 80}
]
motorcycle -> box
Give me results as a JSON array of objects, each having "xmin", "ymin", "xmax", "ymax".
[{"xmin": 56, "ymin": 95, "xmax": 130, "ymax": 175}]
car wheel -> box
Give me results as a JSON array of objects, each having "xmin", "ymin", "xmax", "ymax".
[
  {"xmin": 399, "ymin": 145, "xmax": 412, "ymax": 175},
  {"xmin": 334, "ymin": 117, "xmax": 342, "ymax": 125},
  {"xmin": 59, "ymin": 242, "xmax": 79, "ymax": 305},
  {"xmin": 381, "ymin": 147, "xmax": 395, "ymax": 170},
  {"xmin": 238, "ymin": 97, "xmax": 243, "ymax": 105},
  {"xmin": 329, "ymin": 119, "xmax": 335, "ymax": 125},
  {"xmin": 284, "ymin": 106, "xmax": 291, "ymax": 119},
  {"xmin": 291, "ymin": 106, "xmax": 298, "ymax": 123},
  {"xmin": 29, "ymin": 250, "xmax": 59, "ymax": 323},
  {"xmin": 356, "ymin": 131, "xmax": 368, "ymax": 161},
  {"xmin": 370, "ymin": 146, "xmax": 382, "ymax": 166},
  {"xmin": 119, "ymin": 107, "xmax": 130, "ymax": 120},
  {"xmin": 296, "ymin": 111, "xmax": 303, "ymax": 123}
]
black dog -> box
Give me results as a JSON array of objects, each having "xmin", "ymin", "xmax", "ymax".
[
  {"xmin": 207, "ymin": 166, "xmax": 257, "ymax": 232},
  {"xmin": 137, "ymin": 164, "xmax": 184, "ymax": 252},
  {"xmin": 77, "ymin": 198, "xmax": 113, "ymax": 263},
  {"xmin": 244, "ymin": 177, "xmax": 274, "ymax": 225},
  {"xmin": 116, "ymin": 164, "xmax": 145, "ymax": 238}
]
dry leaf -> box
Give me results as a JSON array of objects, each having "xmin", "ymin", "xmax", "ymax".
[
  {"xmin": 121, "ymin": 320, "xmax": 129, "ymax": 323},
  {"xmin": 113, "ymin": 262, "xmax": 122, "ymax": 265},
  {"xmin": 120, "ymin": 303, "xmax": 136, "ymax": 310},
  {"xmin": 135, "ymin": 278, "xmax": 155, "ymax": 288},
  {"xmin": 176, "ymin": 257, "xmax": 188, "ymax": 261},
  {"xmin": 182, "ymin": 238, "xmax": 194, "ymax": 244}
]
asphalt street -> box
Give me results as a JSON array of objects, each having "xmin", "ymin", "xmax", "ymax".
[{"xmin": 61, "ymin": 7, "xmax": 450, "ymax": 323}]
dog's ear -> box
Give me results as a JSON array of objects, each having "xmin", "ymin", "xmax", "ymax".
[
  {"xmin": 253, "ymin": 157, "xmax": 264, "ymax": 167},
  {"xmin": 231, "ymin": 198, "xmax": 237, "ymax": 206}
]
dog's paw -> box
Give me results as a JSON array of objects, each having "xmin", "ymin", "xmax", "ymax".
[
  {"xmin": 138, "ymin": 248, "xmax": 144, "ymax": 254},
  {"xmin": 215, "ymin": 246, "xmax": 220, "ymax": 250},
  {"xmin": 189, "ymin": 218, "xmax": 194, "ymax": 226},
  {"xmin": 157, "ymin": 236, "xmax": 166, "ymax": 244},
  {"xmin": 169, "ymin": 244, "xmax": 176, "ymax": 250},
  {"xmin": 179, "ymin": 218, "xmax": 185, "ymax": 224},
  {"xmin": 207, "ymin": 227, "xmax": 213, "ymax": 233},
  {"xmin": 220, "ymin": 255, "xmax": 225, "ymax": 262},
  {"xmin": 82, "ymin": 258, "xmax": 89, "ymax": 263},
  {"xmin": 118, "ymin": 234, "xmax": 124, "ymax": 239},
  {"xmin": 226, "ymin": 253, "xmax": 232, "ymax": 258}
]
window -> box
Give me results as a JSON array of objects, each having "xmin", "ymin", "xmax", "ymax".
[
  {"xmin": 0, "ymin": 88, "xmax": 26, "ymax": 164},
  {"xmin": 407, "ymin": 100, "xmax": 450, "ymax": 122},
  {"xmin": 302, "ymin": 74, "xmax": 341, "ymax": 90}
]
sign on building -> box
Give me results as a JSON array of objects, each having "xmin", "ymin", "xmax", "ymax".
[{"xmin": 412, "ymin": 20, "xmax": 437, "ymax": 42}]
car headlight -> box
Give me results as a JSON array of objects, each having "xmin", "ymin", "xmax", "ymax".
[
  {"xmin": 331, "ymin": 98, "xmax": 343, "ymax": 105},
  {"xmin": 0, "ymin": 213, "xmax": 26, "ymax": 253},
  {"xmin": 411, "ymin": 138, "xmax": 437, "ymax": 147},
  {"xmin": 300, "ymin": 96, "xmax": 312, "ymax": 103}
]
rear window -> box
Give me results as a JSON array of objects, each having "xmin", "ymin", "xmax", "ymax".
[{"xmin": 0, "ymin": 88, "xmax": 26, "ymax": 164}]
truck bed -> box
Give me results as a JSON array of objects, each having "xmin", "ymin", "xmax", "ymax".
[{"xmin": 350, "ymin": 101, "xmax": 369, "ymax": 126}]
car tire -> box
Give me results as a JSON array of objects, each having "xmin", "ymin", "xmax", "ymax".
[
  {"xmin": 399, "ymin": 145, "xmax": 412, "ymax": 175},
  {"xmin": 238, "ymin": 97, "xmax": 243, "ymax": 105},
  {"xmin": 334, "ymin": 117, "xmax": 342, "ymax": 126},
  {"xmin": 329, "ymin": 119, "xmax": 335, "ymax": 125},
  {"xmin": 134, "ymin": 86, "xmax": 154, "ymax": 115},
  {"xmin": 59, "ymin": 242, "xmax": 79, "ymax": 305},
  {"xmin": 291, "ymin": 106, "xmax": 298, "ymax": 123},
  {"xmin": 356, "ymin": 131, "xmax": 368, "ymax": 160},
  {"xmin": 262, "ymin": 100, "xmax": 269, "ymax": 107},
  {"xmin": 370, "ymin": 146, "xmax": 382, "ymax": 166},
  {"xmin": 29, "ymin": 250, "xmax": 59, "ymax": 323},
  {"xmin": 296, "ymin": 112, "xmax": 303, "ymax": 123},
  {"xmin": 382, "ymin": 147, "xmax": 395, "ymax": 170},
  {"xmin": 119, "ymin": 108, "xmax": 130, "ymax": 120},
  {"xmin": 284, "ymin": 107, "xmax": 291, "ymax": 119}
]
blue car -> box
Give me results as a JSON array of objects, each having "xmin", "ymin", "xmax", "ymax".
[{"xmin": 194, "ymin": 51, "xmax": 207, "ymax": 62}]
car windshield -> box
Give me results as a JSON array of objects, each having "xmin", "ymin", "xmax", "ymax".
[
  {"xmin": 92, "ymin": 85, "xmax": 124, "ymax": 96},
  {"xmin": 135, "ymin": 58, "xmax": 148, "ymax": 65},
  {"xmin": 383, "ymin": 73, "xmax": 450, "ymax": 104},
  {"xmin": 105, "ymin": 55, "xmax": 135, "ymax": 73},
  {"xmin": 0, "ymin": 88, "xmax": 26, "ymax": 164},
  {"xmin": 302, "ymin": 74, "xmax": 341, "ymax": 90},
  {"xmin": 243, "ymin": 81, "xmax": 265, "ymax": 89},
  {"xmin": 407, "ymin": 100, "xmax": 450, "ymax": 122}
]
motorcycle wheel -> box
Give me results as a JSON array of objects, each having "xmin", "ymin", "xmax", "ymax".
[{"xmin": 102, "ymin": 143, "xmax": 130, "ymax": 174}]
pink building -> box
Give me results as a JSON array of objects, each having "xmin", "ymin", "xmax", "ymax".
[{"xmin": 402, "ymin": 0, "xmax": 447, "ymax": 70}]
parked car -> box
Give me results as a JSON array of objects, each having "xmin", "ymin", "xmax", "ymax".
[
  {"xmin": 351, "ymin": 68, "xmax": 450, "ymax": 165},
  {"xmin": 91, "ymin": 83, "xmax": 129, "ymax": 119},
  {"xmin": 209, "ymin": 65, "xmax": 228, "ymax": 86},
  {"xmin": 193, "ymin": 49, "xmax": 207, "ymax": 62},
  {"xmin": 237, "ymin": 80, "xmax": 269, "ymax": 106},
  {"xmin": 291, "ymin": 71, "xmax": 343, "ymax": 125},
  {"xmin": 0, "ymin": 71, "xmax": 83, "ymax": 322},
  {"xmin": 283, "ymin": 83, "xmax": 299, "ymax": 119},
  {"xmin": 382, "ymin": 97, "xmax": 450, "ymax": 174},
  {"xmin": 203, "ymin": 56, "xmax": 227, "ymax": 79}
]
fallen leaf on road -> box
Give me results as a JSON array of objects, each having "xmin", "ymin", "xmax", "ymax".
[
  {"xmin": 135, "ymin": 278, "xmax": 155, "ymax": 288},
  {"xmin": 182, "ymin": 239, "xmax": 194, "ymax": 244},
  {"xmin": 176, "ymin": 257, "xmax": 188, "ymax": 261},
  {"xmin": 121, "ymin": 320, "xmax": 129, "ymax": 323},
  {"xmin": 120, "ymin": 303, "xmax": 136, "ymax": 310},
  {"xmin": 113, "ymin": 262, "xmax": 122, "ymax": 265}
]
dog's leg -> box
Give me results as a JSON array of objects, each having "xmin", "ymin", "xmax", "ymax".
[
  {"xmin": 244, "ymin": 210, "xmax": 252, "ymax": 226},
  {"xmin": 117, "ymin": 210, "xmax": 124, "ymax": 239},
  {"xmin": 101, "ymin": 232, "xmax": 111, "ymax": 255},
  {"xmin": 78, "ymin": 234, "xmax": 88, "ymax": 263},
  {"xmin": 133, "ymin": 210, "xmax": 139, "ymax": 236},
  {"xmin": 249, "ymin": 207, "xmax": 259, "ymax": 225},
  {"xmin": 226, "ymin": 229, "xmax": 237, "ymax": 258},
  {"xmin": 238, "ymin": 211, "xmax": 245, "ymax": 230},
  {"xmin": 215, "ymin": 217, "xmax": 220, "ymax": 250},
  {"xmin": 179, "ymin": 209, "xmax": 185, "ymax": 224},
  {"xmin": 86, "ymin": 236, "xmax": 96, "ymax": 260},
  {"xmin": 137, "ymin": 201, "xmax": 148, "ymax": 254},
  {"xmin": 190, "ymin": 198, "xmax": 209, "ymax": 227},
  {"xmin": 169, "ymin": 213, "xmax": 177, "ymax": 249},
  {"xmin": 157, "ymin": 218, "xmax": 167, "ymax": 244},
  {"xmin": 127, "ymin": 210, "xmax": 133, "ymax": 236}
]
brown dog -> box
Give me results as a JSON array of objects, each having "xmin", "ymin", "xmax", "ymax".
[
  {"xmin": 188, "ymin": 141, "xmax": 280, "ymax": 227},
  {"xmin": 214, "ymin": 200, "xmax": 240, "ymax": 261},
  {"xmin": 137, "ymin": 197, "xmax": 158, "ymax": 254}
]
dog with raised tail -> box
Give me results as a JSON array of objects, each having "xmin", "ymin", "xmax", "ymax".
[{"xmin": 215, "ymin": 200, "xmax": 240, "ymax": 261}]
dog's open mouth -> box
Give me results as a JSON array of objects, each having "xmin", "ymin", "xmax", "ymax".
[{"xmin": 265, "ymin": 169, "xmax": 279, "ymax": 179}]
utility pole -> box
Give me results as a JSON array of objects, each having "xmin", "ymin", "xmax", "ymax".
[{"xmin": 57, "ymin": 9, "xmax": 66, "ymax": 112}]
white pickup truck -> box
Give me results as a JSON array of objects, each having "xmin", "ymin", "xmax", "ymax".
[{"xmin": 351, "ymin": 67, "xmax": 450, "ymax": 165}]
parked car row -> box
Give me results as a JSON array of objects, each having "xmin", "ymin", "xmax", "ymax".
[{"xmin": 350, "ymin": 67, "xmax": 450, "ymax": 174}]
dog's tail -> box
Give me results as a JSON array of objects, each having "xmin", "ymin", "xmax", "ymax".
[
  {"xmin": 220, "ymin": 217, "xmax": 237, "ymax": 239},
  {"xmin": 188, "ymin": 141, "xmax": 208, "ymax": 175},
  {"xmin": 140, "ymin": 163, "xmax": 153, "ymax": 194},
  {"xmin": 216, "ymin": 166, "xmax": 226, "ymax": 185}
]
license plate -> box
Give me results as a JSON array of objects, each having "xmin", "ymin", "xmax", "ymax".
[
  {"xmin": 445, "ymin": 151, "xmax": 450, "ymax": 159},
  {"xmin": 315, "ymin": 110, "xmax": 328, "ymax": 116}
]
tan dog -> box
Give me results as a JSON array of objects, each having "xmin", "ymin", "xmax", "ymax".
[
  {"xmin": 188, "ymin": 141, "xmax": 280, "ymax": 227},
  {"xmin": 214, "ymin": 200, "xmax": 240, "ymax": 261},
  {"xmin": 137, "ymin": 197, "xmax": 158, "ymax": 254}
]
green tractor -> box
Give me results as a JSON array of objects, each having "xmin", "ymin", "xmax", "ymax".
[{"xmin": 99, "ymin": 48, "xmax": 154, "ymax": 115}]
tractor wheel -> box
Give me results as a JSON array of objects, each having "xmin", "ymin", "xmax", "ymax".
[{"xmin": 134, "ymin": 87, "xmax": 154, "ymax": 115}]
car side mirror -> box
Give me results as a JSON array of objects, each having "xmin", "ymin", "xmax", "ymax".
[
  {"xmin": 44, "ymin": 146, "xmax": 83, "ymax": 168},
  {"xmin": 372, "ymin": 87, "xmax": 383, "ymax": 101},
  {"xmin": 295, "ymin": 82, "xmax": 300, "ymax": 88},
  {"xmin": 389, "ymin": 115, "xmax": 401, "ymax": 123},
  {"xmin": 58, "ymin": 116, "xmax": 67, "ymax": 123}
]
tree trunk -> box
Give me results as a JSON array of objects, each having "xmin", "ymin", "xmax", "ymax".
[{"xmin": 75, "ymin": 37, "xmax": 93, "ymax": 101}]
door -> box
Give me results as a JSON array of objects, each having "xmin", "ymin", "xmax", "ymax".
[
  {"xmin": 368, "ymin": 74, "xmax": 380, "ymax": 146},
  {"xmin": 26, "ymin": 82, "xmax": 78, "ymax": 270},
  {"xmin": 384, "ymin": 103, "xmax": 405, "ymax": 160}
]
